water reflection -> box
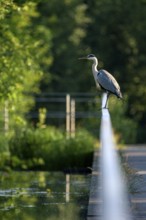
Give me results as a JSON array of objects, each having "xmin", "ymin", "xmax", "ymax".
[
  {"xmin": 0, "ymin": 171, "xmax": 90, "ymax": 220},
  {"xmin": 66, "ymin": 174, "xmax": 70, "ymax": 202}
]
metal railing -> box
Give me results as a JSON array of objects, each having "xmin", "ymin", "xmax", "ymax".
[
  {"xmin": 0, "ymin": 93, "xmax": 101, "ymax": 134},
  {"xmin": 100, "ymin": 93, "xmax": 132, "ymax": 220}
]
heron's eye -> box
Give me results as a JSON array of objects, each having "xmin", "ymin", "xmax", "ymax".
[{"xmin": 87, "ymin": 54, "xmax": 95, "ymax": 58}]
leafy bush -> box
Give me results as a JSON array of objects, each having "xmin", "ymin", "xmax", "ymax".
[
  {"xmin": 0, "ymin": 133, "xmax": 9, "ymax": 153},
  {"xmin": 41, "ymin": 128, "xmax": 95, "ymax": 170},
  {"xmin": 9, "ymin": 126, "xmax": 95, "ymax": 170},
  {"xmin": 0, "ymin": 134, "xmax": 11, "ymax": 170},
  {"xmin": 109, "ymin": 97, "xmax": 137, "ymax": 144}
]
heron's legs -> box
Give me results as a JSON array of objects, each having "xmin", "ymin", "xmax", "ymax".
[{"xmin": 103, "ymin": 92, "xmax": 110, "ymax": 109}]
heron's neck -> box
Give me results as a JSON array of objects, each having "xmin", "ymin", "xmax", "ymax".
[{"xmin": 92, "ymin": 58, "xmax": 98, "ymax": 73}]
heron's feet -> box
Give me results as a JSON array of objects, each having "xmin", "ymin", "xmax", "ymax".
[{"xmin": 102, "ymin": 106, "xmax": 109, "ymax": 109}]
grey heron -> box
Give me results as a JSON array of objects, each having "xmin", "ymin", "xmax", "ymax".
[{"xmin": 79, "ymin": 54, "xmax": 123, "ymax": 108}]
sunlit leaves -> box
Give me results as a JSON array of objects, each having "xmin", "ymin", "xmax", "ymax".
[{"xmin": 0, "ymin": 1, "xmax": 52, "ymax": 130}]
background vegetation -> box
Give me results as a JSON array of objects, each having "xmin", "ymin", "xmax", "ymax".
[{"xmin": 0, "ymin": 0, "xmax": 146, "ymax": 169}]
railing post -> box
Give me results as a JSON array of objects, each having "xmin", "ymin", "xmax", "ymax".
[
  {"xmin": 66, "ymin": 94, "xmax": 71, "ymax": 139},
  {"xmin": 100, "ymin": 93, "xmax": 132, "ymax": 220},
  {"xmin": 71, "ymin": 99, "xmax": 75, "ymax": 138}
]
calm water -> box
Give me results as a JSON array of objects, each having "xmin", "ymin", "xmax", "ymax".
[{"xmin": 0, "ymin": 171, "xmax": 90, "ymax": 220}]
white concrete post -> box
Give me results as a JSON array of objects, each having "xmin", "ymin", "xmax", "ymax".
[
  {"xmin": 71, "ymin": 99, "xmax": 75, "ymax": 138},
  {"xmin": 66, "ymin": 94, "xmax": 71, "ymax": 139}
]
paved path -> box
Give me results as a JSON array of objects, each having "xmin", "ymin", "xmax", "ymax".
[
  {"xmin": 124, "ymin": 146, "xmax": 146, "ymax": 220},
  {"xmin": 87, "ymin": 146, "xmax": 146, "ymax": 220}
]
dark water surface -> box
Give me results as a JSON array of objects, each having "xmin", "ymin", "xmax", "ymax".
[{"xmin": 0, "ymin": 171, "xmax": 90, "ymax": 220}]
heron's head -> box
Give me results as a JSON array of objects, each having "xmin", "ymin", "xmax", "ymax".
[
  {"xmin": 87, "ymin": 54, "xmax": 96, "ymax": 60},
  {"xmin": 79, "ymin": 54, "xmax": 97, "ymax": 61}
]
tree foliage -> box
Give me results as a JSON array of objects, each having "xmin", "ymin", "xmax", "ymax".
[
  {"xmin": 1, "ymin": 0, "xmax": 146, "ymax": 142},
  {"xmin": 84, "ymin": 0, "xmax": 146, "ymax": 141},
  {"xmin": 35, "ymin": 0, "xmax": 90, "ymax": 92},
  {"xmin": 33, "ymin": 0, "xmax": 146, "ymax": 142},
  {"xmin": 0, "ymin": 0, "xmax": 52, "ymax": 127}
]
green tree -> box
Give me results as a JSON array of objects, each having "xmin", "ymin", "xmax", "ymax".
[
  {"xmin": 0, "ymin": 0, "xmax": 52, "ymax": 129},
  {"xmin": 36, "ymin": 0, "xmax": 90, "ymax": 93},
  {"xmin": 84, "ymin": 0, "xmax": 146, "ymax": 142}
]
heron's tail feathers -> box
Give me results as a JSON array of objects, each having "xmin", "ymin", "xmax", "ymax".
[
  {"xmin": 119, "ymin": 93, "xmax": 123, "ymax": 99},
  {"xmin": 116, "ymin": 90, "xmax": 123, "ymax": 99}
]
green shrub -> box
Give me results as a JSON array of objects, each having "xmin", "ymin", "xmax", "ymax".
[
  {"xmin": 9, "ymin": 126, "xmax": 95, "ymax": 170},
  {"xmin": 41, "ymin": 129, "xmax": 95, "ymax": 170},
  {"xmin": 0, "ymin": 133, "xmax": 11, "ymax": 170},
  {"xmin": 9, "ymin": 126, "xmax": 63, "ymax": 159},
  {"xmin": 110, "ymin": 97, "xmax": 137, "ymax": 144},
  {"xmin": 0, "ymin": 133, "xmax": 9, "ymax": 153}
]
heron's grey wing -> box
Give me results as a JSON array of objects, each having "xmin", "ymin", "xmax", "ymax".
[{"xmin": 97, "ymin": 69, "xmax": 120, "ymax": 94}]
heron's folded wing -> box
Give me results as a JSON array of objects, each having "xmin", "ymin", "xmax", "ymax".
[{"xmin": 97, "ymin": 69, "xmax": 120, "ymax": 94}]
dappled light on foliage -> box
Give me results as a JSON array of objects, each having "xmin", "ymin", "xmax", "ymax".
[
  {"xmin": 0, "ymin": 126, "xmax": 95, "ymax": 171},
  {"xmin": 0, "ymin": 0, "xmax": 146, "ymax": 171}
]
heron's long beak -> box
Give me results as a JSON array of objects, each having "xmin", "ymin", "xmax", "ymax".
[{"xmin": 78, "ymin": 57, "xmax": 87, "ymax": 60}]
